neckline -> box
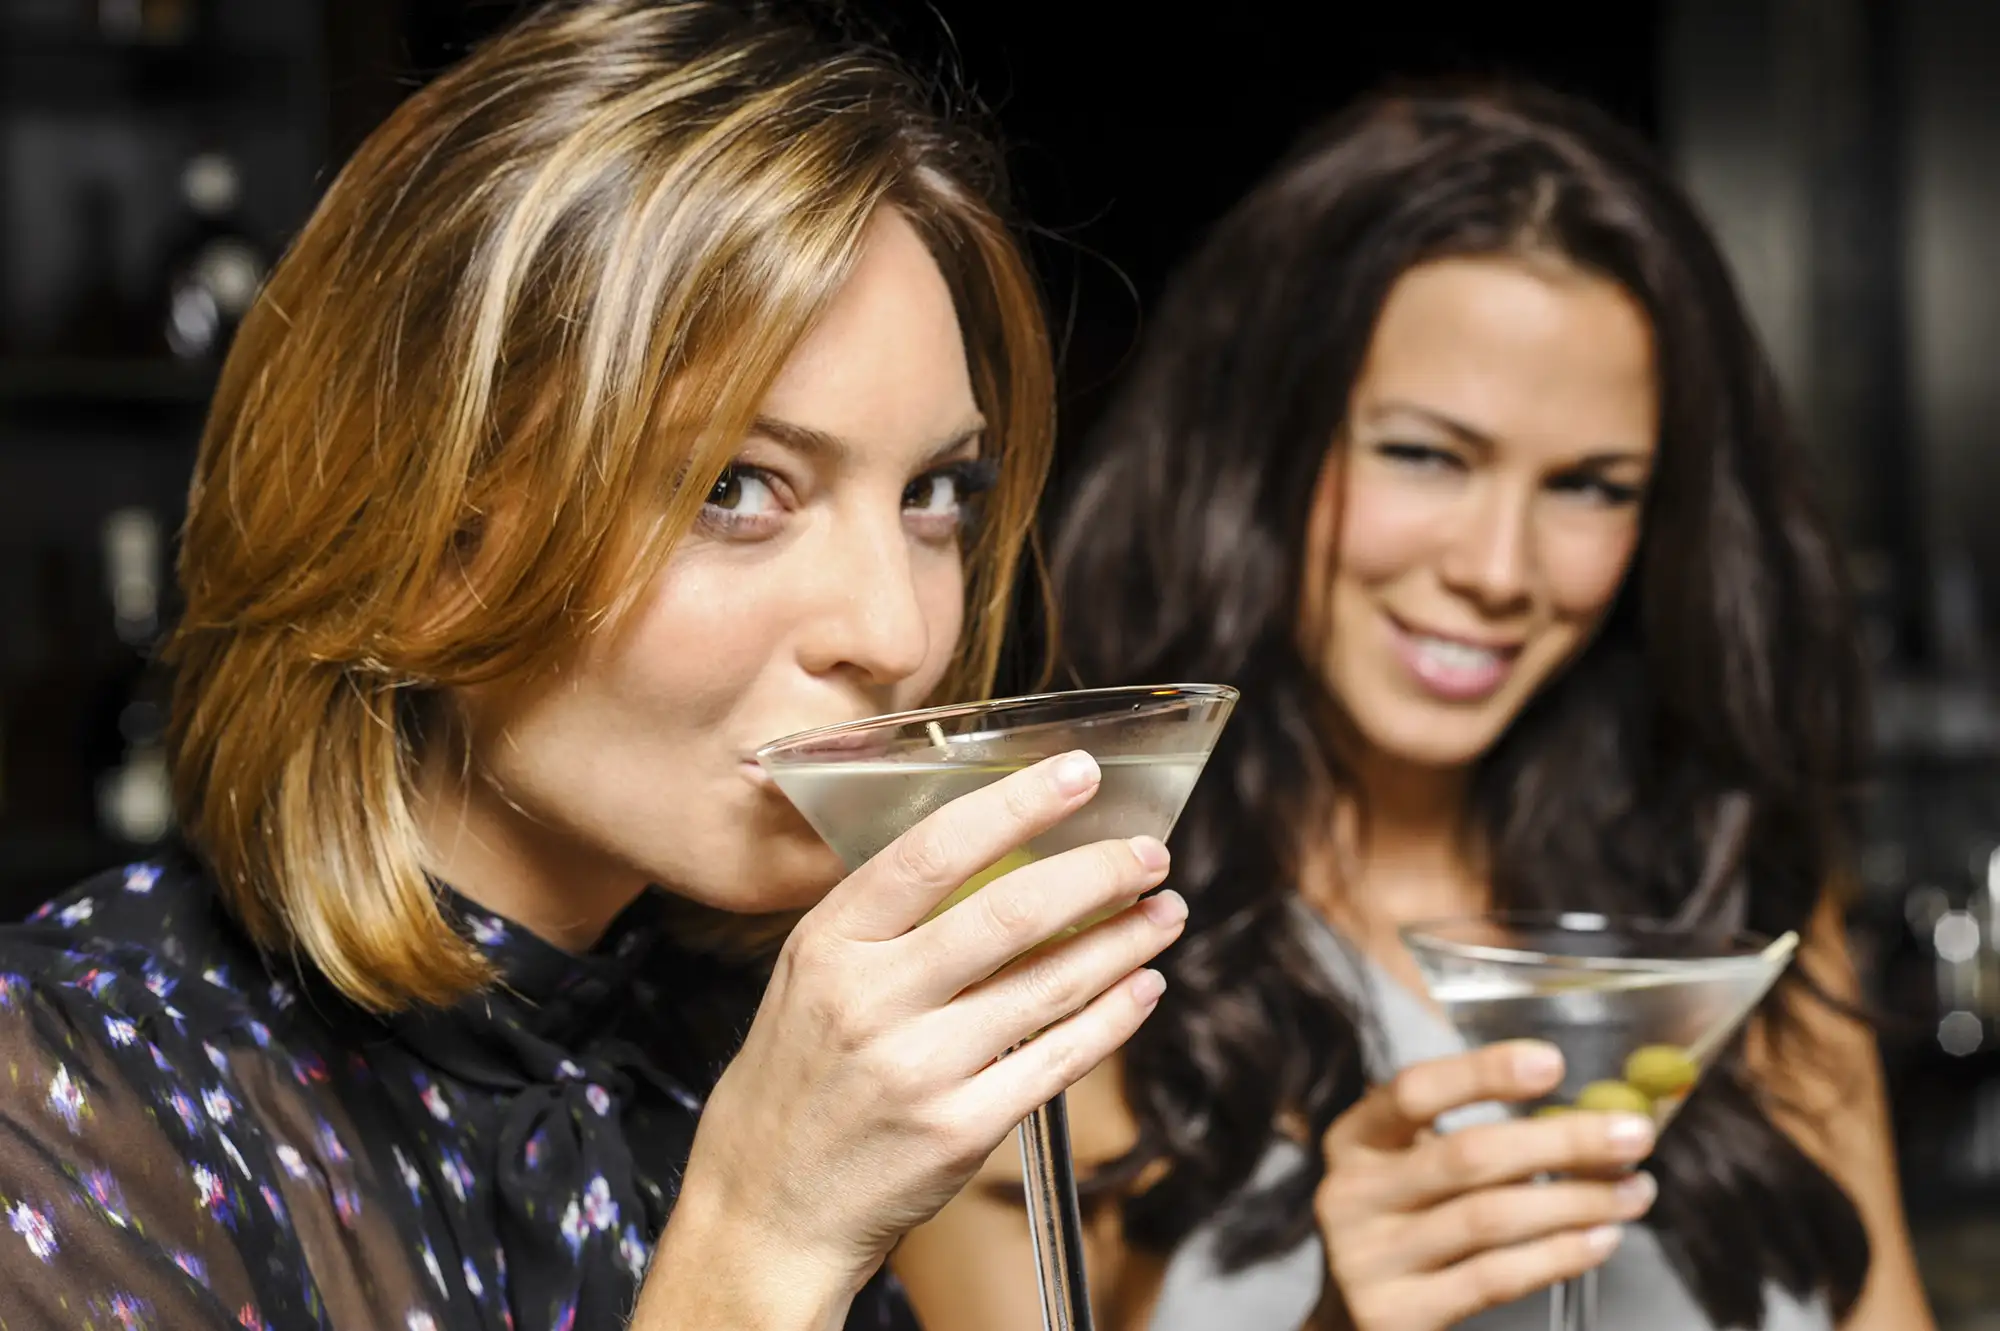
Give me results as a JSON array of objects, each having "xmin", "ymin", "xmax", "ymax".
[
  {"xmin": 1285, "ymin": 897, "xmax": 1453, "ymax": 1028},
  {"xmin": 438, "ymin": 883, "xmax": 681, "ymax": 1040}
]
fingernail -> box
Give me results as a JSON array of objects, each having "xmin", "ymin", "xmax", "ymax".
[
  {"xmin": 1142, "ymin": 889, "xmax": 1188, "ymax": 927},
  {"xmin": 1052, "ymin": 751, "xmax": 1100, "ymax": 797},
  {"xmin": 1131, "ymin": 968, "xmax": 1167, "ymax": 1008},
  {"xmin": 1617, "ymin": 1171, "xmax": 1657, "ymax": 1209},
  {"xmin": 1513, "ymin": 1042, "xmax": 1563, "ymax": 1081},
  {"xmin": 1606, "ymin": 1115, "xmax": 1655, "ymax": 1152},
  {"xmin": 1129, "ymin": 836, "xmax": 1171, "ymax": 874},
  {"xmin": 1585, "ymin": 1224, "xmax": 1623, "ymax": 1255}
]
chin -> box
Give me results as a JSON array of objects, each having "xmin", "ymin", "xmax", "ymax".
[
  {"xmin": 736, "ymin": 840, "xmax": 850, "ymax": 914},
  {"xmin": 643, "ymin": 822, "xmax": 842, "ymax": 915},
  {"xmin": 1361, "ymin": 700, "xmax": 1510, "ymax": 772}
]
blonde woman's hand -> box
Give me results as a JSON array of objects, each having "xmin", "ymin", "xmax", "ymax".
[
  {"xmin": 1310, "ymin": 1042, "xmax": 1660, "ymax": 1331},
  {"xmin": 644, "ymin": 750, "xmax": 1184, "ymax": 1327}
]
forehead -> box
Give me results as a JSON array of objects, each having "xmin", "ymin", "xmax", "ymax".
[
  {"xmin": 1355, "ymin": 255, "xmax": 1659, "ymax": 460},
  {"xmin": 756, "ymin": 209, "xmax": 979, "ymax": 465}
]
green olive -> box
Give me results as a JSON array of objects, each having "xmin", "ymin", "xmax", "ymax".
[
  {"xmin": 1533, "ymin": 1104, "xmax": 1575, "ymax": 1119},
  {"xmin": 1575, "ymin": 1080, "xmax": 1653, "ymax": 1115},
  {"xmin": 1623, "ymin": 1045, "xmax": 1699, "ymax": 1099}
]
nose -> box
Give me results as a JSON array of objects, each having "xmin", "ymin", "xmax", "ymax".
[
  {"xmin": 1438, "ymin": 479, "xmax": 1536, "ymax": 614},
  {"xmin": 796, "ymin": 510, "xmax": 934, "ymax": 688}
]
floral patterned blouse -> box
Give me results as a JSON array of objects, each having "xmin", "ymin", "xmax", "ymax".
[{"xmin": 0, "ymin": 850, "xmax": 919, "ymax": 1330}]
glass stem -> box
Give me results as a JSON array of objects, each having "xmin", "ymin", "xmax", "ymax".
[
  {"xmin": 1550, "ymin": 1270, "xmax": 1598, "ymax": 1331},
  {"xmin": 1017, "ymin": 1091, "xmax": 1094, "ymax": 1331}
]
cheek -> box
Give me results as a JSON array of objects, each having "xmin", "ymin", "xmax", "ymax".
[
  {"xmin": 908, "ymin": 548, "xmax": 967, "ymax": 697},
  {"xmin": 469, "ymin": 562, "xmax": 778, "ymax": 793},
  {"xmin": 1334, "ymin": 468, "xmax": 1450, "ymax": 586},
  {"xmin": 605, "ymin": 562, "xmax": 786, "ymax": 719},
  {"xmin": 1540, "ymin": 521, "xmax": 1641, "ymax": 621}
]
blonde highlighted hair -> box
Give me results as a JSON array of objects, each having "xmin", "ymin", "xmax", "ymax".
[{"xmin": 167, "ymin": 0, "xmax": 1055, "ymax": 1013}]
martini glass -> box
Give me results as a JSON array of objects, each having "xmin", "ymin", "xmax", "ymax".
[
  {"xmin": 757, "ymin": 684, "xmax": 1238, "ymax": 1331},
  {"xmin": 1399, "ymin": 911, "xmax": 1799, "ymax": 1331}
]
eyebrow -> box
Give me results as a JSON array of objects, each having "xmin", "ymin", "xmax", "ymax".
[
  {"xmin": 749, "ymin": 414, "xmax": 988, "ymax": 468},
  {"xmin": 1367, "ymin": 399, "xmax": 1650, "ymax": 469}
]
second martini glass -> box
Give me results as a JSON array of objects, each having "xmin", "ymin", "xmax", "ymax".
[
  {"xmin": 757, "ymin": 684, "xmax": 1238, "ymax": 1331},
  {"xmin": 1400, "ymin": 911, "xmax": 1799, "ymax": 1331}
]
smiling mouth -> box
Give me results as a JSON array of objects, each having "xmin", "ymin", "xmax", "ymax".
[{"xmin": 1385, "ymin": 614, "xmax": 1523, "ymax": 701}]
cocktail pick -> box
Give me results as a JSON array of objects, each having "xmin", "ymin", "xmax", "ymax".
[{"xmin": 1683, "ymin": 929, "xmax": 1801, "ymax": 1067}]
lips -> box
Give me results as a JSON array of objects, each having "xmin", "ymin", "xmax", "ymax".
[
  {"xmin": 1385, "ymin": 614, "xmax": 1522, "ymax": 703},
  {"xmin": 745, "ymin": 723, "xmax": 895, "ymax": 786},
  {"xmin": 755, "ymin": 728, "xmax": 885, "ymax": 759}
]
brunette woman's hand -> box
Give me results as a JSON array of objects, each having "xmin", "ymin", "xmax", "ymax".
[
  {"xmin": 642, "ymin": 750, "xmax": 1184, "ymax": 1327},
  {"xmin": 1309, "ymin": 1042, "xmax": 1660, "ymax": 1331}
]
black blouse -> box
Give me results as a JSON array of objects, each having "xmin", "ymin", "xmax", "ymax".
[{"xmin": 0, "ymin": 852, "xmax": 919, "ymax": 1329}]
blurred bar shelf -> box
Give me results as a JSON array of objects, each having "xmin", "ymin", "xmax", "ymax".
[
  {"xmin": 0, "ymin": 35, "xmax": 295, "ymax": 109},
  {"xmin": 0, "ymin": 357, "xmax": 212, "ymax": 404},
  {"xmin": 0, "ymin": 358, "xmax": 214, "ymax": 431}
]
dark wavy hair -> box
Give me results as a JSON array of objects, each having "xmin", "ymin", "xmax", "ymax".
[{"xmin": 1050, "ymin": 81, "xmax": 1872, "ymax": 1326}]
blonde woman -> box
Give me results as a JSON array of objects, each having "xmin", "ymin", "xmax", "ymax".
[{"xmin": 0, "ymin": 4, "xmax": 1185, "ymax": 1328}]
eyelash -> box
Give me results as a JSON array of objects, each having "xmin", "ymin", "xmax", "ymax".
[
  {"xmin": 1551, "ymin": 475, "xmax": 1643, "ymax": 507},
  {"xmin": 696, "ymin": 457, "xmax": 1001, "ymax": 537},
  {"xmin": 906, "ymin": 458, "xmax": 1001, "ymax": 527},
  {"xmin": 1377, "ymin": 441, "xmax": 1464, "ymax": 472},
  {"xmin": 1376, "ymin": 442, "xmax": 1643, "ymax": 507}
]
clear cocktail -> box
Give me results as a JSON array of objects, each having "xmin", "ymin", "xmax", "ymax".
[
  {"xmin": 1401, "ymin": 912, "xmax": 1798, "ymax": 1331},
  {"xmin": 758, "ymin": 684, "xmax": 1238, "ymax": 1331}
]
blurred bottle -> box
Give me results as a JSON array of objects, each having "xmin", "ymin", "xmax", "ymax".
[
  {"xmin": 88, "ymin": 0, "xmax": 200, "ymax": 44},
  {"xmin": 57, "ymin": 182, "xmax": 146, "ymax": 358},
  {"xmin": 0, "ymin": 549, "xmax": 96, "ymax": 832},
  {"xmin": 158, "ymin": 152, "xmax": 266, "ymax": 363},
  {"xmin": 92, "ymin": 507, "xmax": 173, "ymax": 846},
  {"xmin": 10, "ymin": 1, "xmax": 80, "ymax": 36},
  {"xmin": 1933, "ymin": 546, "xmax": 1988, "ymax": 683}
]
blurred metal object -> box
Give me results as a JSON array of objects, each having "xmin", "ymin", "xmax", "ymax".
[
  {"xmin": 92, "ymin": 0, "xmax": 196, "ymax": 45},
  {"xmin": 160, "ymin": 152, "xmax": 265, "ymax": 363},
  {"xmin": 1665, "ymin": 0, "xmax": 1926, "ymax": 661},
  {"xmin": 100, "ymin": 505, "xmax": 156, "ymax": 644}
]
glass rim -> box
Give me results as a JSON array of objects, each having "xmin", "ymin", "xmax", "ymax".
[
  {"xmin": 754, "ymin": 682, "xmax": 1239, "ymax": 764},
  {"xmin": 1398, "ymin": 908, "xmax": 1781, "ymax": 971}
]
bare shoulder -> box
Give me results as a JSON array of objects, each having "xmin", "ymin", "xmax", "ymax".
[{"xmin": 893, "ymin": 1055, "xmax": 1169, "ymax": 1330}]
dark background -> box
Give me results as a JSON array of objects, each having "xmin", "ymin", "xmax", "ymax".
[
  {"xmin": 366, "ymin": 0, "xmax": 1666, "ymax": 480},
  {"xmin": 3, "ymin": 1, "xmax": 1999, "ymax": 1321}
]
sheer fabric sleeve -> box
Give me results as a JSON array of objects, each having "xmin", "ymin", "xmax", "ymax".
[{"xmin": 0, "ymin": 960, "xmax": 286, "ymax": 1329}]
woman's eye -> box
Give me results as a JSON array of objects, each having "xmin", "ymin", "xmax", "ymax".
[
  {"xmin": 904, "ymin": 472, "xmax": 961, "ymax": 515},
  {"xmin": 903, "ymin": 459, "xmax": 997, "ymax": 532},
  {"xmin": 1550, "ymin": 473, "xmax": 1644, "ymax": 507},
  {"xmin": 1376, "ymin": 441, "xmax": 1464, "ymax": 472},
  {"xmin": 706, "ymin": 466, "xmax": 779, "ymax": 516}
]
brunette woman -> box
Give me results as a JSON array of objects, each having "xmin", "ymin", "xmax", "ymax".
[{"xmin": 897, "ymin": 82, "xmax": 1933, "ymax": 1331}]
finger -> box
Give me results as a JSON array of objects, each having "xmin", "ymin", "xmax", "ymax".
[
  {"xmin": 819, "ymin": 751, "xmax": 1103, "ymax": 942},
  {"xmin": 961, "ymin": 966, "xmax": 1168, "ymax": 1136},
  {"xmin": 909, "ymin": 836, "xmax": 1174, "ymax": 998},
  {"xmin": 1396, "ymin": 1172, "xmax": 1655, "ymax": 1274},
  {"xmin": 1393, "ymin": 1111, "xmax": 1656, "ymax": 1211},
  {"xmin": 1403, "ymin": 1224, "xmax": 1625, "ymax": 1328},
  {"xmin": 931, "ymin": 892, "xmax": 1188, "ymax": 1069},
  {"xmin": 1325, "ymin": 1042, "xmax": 1564, "ymax": 1157}
]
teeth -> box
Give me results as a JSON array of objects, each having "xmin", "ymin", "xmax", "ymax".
[{"xmin": 1412, "ymin": 635, "xmax": 1501, "ymax": 673}]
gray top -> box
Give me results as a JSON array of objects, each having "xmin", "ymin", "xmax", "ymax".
[{"xmin": 1145, "ymin": 901, "xmax": 1834, "ymax": 1331}]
